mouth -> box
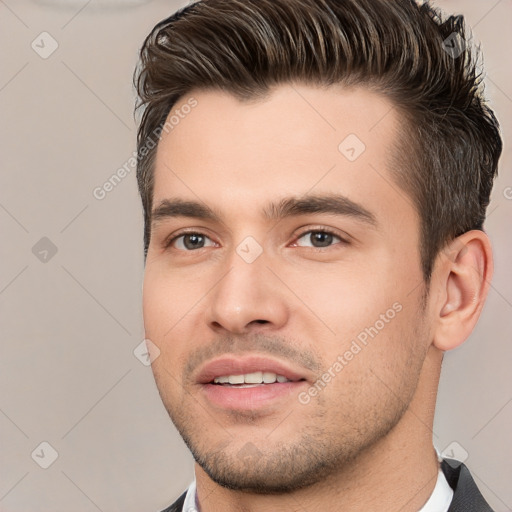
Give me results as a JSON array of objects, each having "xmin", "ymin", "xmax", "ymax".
[
  {"xmin": 196, "ymin": 356, "xmax": 309, "ymax": 410},
  {"xmin": 211, "ymin": 371, "xmax": 298, "ymax": 387}
]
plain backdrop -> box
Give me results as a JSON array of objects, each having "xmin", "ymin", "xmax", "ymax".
[{"xmin": 0, "ymin": 0, "xmax": 511, "ymax": 511}]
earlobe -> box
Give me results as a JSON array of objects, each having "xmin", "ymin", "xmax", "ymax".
[{"xmin": 432, "ymin": 230, "xmax": 493, "ymax": 352}]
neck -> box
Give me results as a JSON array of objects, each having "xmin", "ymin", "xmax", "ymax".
[{"xmin": 195, "ymin": 346, "xmax": 443, "ymax": 512}]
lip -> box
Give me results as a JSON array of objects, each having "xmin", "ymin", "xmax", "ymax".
[
  {"xmin": 201, "ymin": 381, "xmax": 306, "ymax": 410},
  {"xmin": 195, "ymin": 355, "xmax": 310, "ymax": 411},
  {"xmin": 195, "ymin": 355, "xmax": 308, "ymax": 384}
]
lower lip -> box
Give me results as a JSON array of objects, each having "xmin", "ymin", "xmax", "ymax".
[{"xmin": 201, "ymin": 382, "xmax": 306, "ymax": 410}]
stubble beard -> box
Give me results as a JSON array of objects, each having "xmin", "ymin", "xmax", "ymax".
[{"xmin": 162, "ymin": 386, "xmax": 413, "ymax": 494}]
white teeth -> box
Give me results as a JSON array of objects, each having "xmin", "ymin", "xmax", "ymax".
[
  {"xmin": 244, "ymin": 371, "xmax": 263, "ymax": 384},
  {"xmin": 263, "ymin": 372, "xmax": 277, "ymax": 383},
  {"xmin": 212, "ymin": 372, "xmax": 291, "ymax": 384}
]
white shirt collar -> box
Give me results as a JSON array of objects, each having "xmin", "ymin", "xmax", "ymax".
[
  {"xmin": 182, "ymin": 477, "xmax": 199, "ymax": 512},
  {"xmin": 418, "ymin": 467, "xmax": 454, "ymax": 512}
]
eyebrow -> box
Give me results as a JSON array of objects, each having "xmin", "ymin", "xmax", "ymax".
[{"xmin": 150, "ymin": 194, "xmax": 378, "ymax": 231}]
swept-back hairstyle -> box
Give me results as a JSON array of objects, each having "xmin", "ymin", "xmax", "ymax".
[{"xmin": 134, "ymin": 0, "xmax": 501, "ymax": 282}]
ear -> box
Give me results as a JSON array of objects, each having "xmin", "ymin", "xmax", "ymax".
[{"xmin": 431, "ymin": 230, "xmax": 493, "ymax": 352}]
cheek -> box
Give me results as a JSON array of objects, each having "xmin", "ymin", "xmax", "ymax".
[
  {"xmin": 280, "ymin": 258, "xmax": 406, "ymax": 339},
  {"xmin": 142, "ymin": 266, "xmax": 202, "ymax": 338},
  {"xmin": 142, "ymin": 272, "xmax": 192, "ymax": 386},
  {"xmin": 285, "ymin": 260, "xmax": 424, "ymax": 389},
  {"xmin": 143, "ymin": 273, "xmax": 191, "ymax": 403},
  {"xmin": 311, "ymin": 306, "xmax": 426, "ymax": 432}
]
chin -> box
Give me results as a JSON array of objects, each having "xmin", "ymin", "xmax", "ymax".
[{"xmin": 183, "ymin": 431, "xmax": 360, "ymax": 494}]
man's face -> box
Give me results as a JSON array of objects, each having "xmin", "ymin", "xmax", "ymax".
[{"xmin": 143, "ymin": 84, "xmax": 431, "ymax": 491}]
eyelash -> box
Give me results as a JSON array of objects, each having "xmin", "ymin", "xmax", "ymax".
[{"xmin": 163, "ymin": 227, "xmax": 349, "ymax": 251}]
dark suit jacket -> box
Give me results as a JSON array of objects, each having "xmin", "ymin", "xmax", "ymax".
[{"xmin": 159, "ymin": 459, "xmax": 494, "ymax": 511}]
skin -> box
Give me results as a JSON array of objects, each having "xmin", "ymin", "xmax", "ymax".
[{"xmin": 142, "ymin": 84, "xmax": 493, "ymax": 512}]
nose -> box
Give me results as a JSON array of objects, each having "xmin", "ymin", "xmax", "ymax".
[{"xmin": 205, "ymin": 248, "xmax": 289, "ymax": 335}]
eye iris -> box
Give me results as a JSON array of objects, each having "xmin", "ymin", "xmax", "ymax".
[
  {"xmin": 184, "ymin": 234, "xmax": 204, "ymax": 250},
  {"xmin": 311, "ymin": 232, "xmax": 333, "ymax": 247}
]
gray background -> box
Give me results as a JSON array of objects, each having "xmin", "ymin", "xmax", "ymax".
[{"xmin": 0, "ymin": 0, "xmax": 510, "ymax": 510}]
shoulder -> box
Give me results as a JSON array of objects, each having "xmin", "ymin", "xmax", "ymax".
[{"xmin": 442, "ymin": 459, "xmax": 494, "ymax": 512}]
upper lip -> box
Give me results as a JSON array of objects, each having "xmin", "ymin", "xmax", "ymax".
[{"xmin": 196, "ymin": 355, "xmax": 309, "ymax": 384}]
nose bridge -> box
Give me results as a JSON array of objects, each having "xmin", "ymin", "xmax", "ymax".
[{"xmin": 207, "ymin": 241, "xmax": 287, "ymax": 333}]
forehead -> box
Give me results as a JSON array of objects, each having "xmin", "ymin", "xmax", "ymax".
[{"xmin": 152, "ymin": 84, "xmax": 414, "ymax": 228}]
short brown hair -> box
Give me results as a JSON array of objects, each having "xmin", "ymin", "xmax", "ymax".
[{"xmin": 133, "ymin": 0, "xmax": 502, "ymax": 282}]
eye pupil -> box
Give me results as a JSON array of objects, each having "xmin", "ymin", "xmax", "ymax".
[
  {"xmin": 184, "ymin": 234, "xmax": 204, "ymax": 250},
  {"xmin": 311, "ymin": 232, "xmax": 333, "ymax": 247}
]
